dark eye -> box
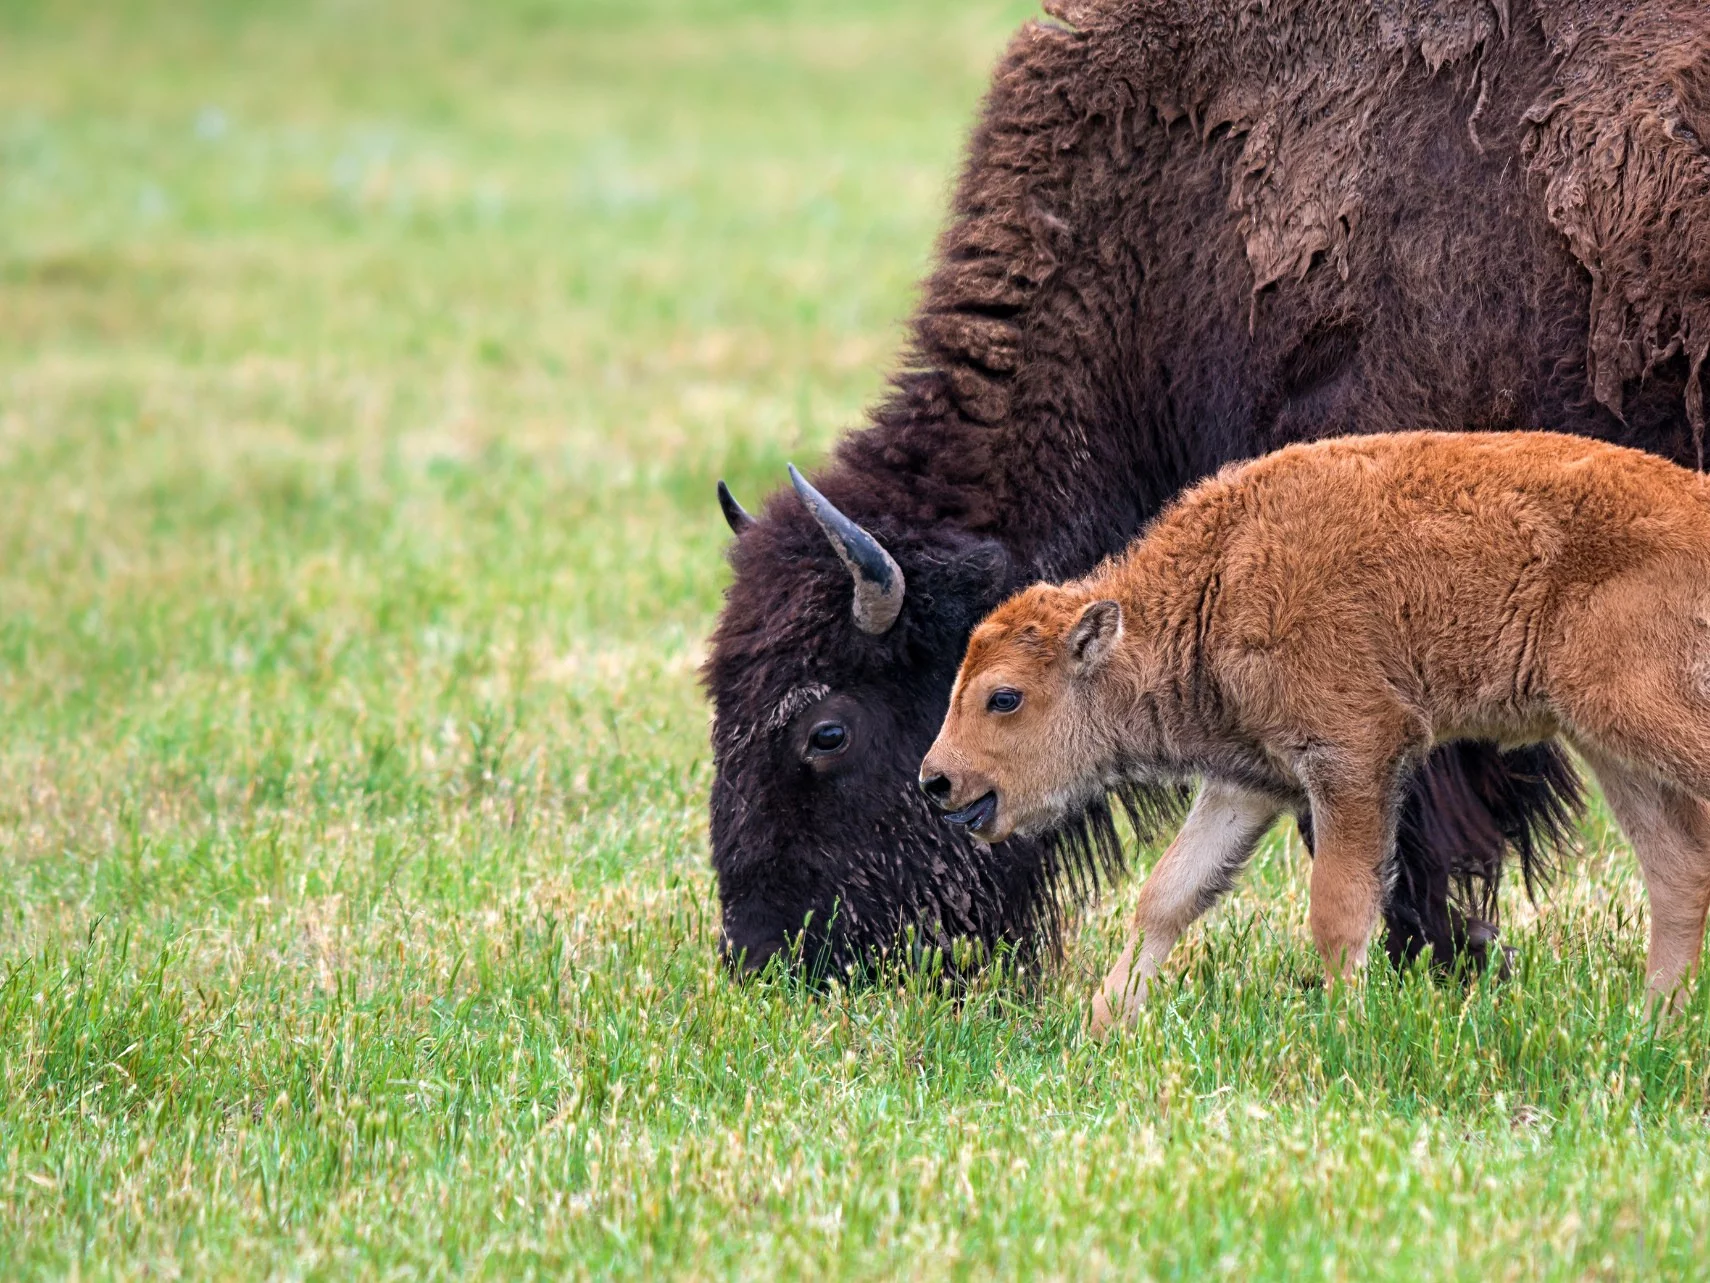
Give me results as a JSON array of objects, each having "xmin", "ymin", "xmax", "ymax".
[
  {"xmin": 808, "ymin": 722, "xmax": 848, "ymax": 754},
  {"xmin": 987, "ymin": 688, "xmax": 1023, "ymax": 714}
]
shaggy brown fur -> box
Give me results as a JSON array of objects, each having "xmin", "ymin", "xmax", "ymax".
[
  {"xmin": 921, "ymin": 431, "xmax": 1710, "ymax": 1029},
  {"xmin": 706, "ymin": 0, "xmax": 1710, "ymax": 983}
]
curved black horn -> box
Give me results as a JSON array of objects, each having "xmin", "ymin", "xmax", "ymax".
[
  {"xmin": 717, "ymin": 479, "xmax": 755, "ymax": 535},
  {"xmin": 788, "ymin": 463, "xmax": 905, "ymax": 634}
]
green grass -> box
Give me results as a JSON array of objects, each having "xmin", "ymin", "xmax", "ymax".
[{"xmin": 2, "ymin": 0, "xmax": 1708, "ymax": 1276}]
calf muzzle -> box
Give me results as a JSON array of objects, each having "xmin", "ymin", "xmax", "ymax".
[{"xmin": 940, "ymin": 791, "xmax": 998, "ymax": 833}]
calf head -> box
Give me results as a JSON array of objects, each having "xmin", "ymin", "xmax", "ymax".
[{"xmin": 920, "ymin": 587, "xmax": 1127, "ymax": 845}]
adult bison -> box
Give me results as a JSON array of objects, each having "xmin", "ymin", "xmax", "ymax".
[{"xmin": 704, "ymin": 0, "xmax": 1710, "ymax": 978}]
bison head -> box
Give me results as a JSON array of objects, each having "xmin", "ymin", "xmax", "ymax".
[{"xmin": 702, "ymin": 468, "xmax": 1162, "ymax": 979}]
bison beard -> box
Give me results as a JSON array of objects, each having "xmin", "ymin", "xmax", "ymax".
[{"xmin": 703, "ymin": 0, "xmax": 1710, "ymax": 980}]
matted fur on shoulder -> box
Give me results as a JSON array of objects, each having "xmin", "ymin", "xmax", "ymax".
[
  {"xmin": 886, "ymin": 0, "xmax": 1710, "ymax": 470},
  {"xmin": 1522, "ymin": 1, "xmax": 1710, "ymax": 456}
]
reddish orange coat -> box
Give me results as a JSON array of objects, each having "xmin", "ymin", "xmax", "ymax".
[{"xmin": 921, "ymin": 431, "xmax": 1710, "ymax": 1028}]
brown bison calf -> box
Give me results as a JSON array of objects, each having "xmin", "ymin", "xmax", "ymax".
[{"xmin": 918, "ymin": 431, "xmax": 1710, "ymax": 1032}]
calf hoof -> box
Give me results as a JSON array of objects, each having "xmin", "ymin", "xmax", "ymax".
[
  {"xmin": 1646, "ymin": 976, "xmax": 1691, "ymax": 1023},
  {"xmin": 1089, "ymin": 978, "xmax": 1146, "ymax": 1038},
  {"xmin": 1088, "ymin": 990, "xmax": 1121, "ymax": 1039}
]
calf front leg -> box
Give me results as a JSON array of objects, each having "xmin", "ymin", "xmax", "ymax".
[
  {"xmin": 1090, "ymin": 780, "xmax": 1280, "ymax": 1036},
  {"xmin": 1304, "ymin": 774, "xmax": 1399, "ymax": 984}
]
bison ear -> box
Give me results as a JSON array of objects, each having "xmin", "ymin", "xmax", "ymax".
[{"xmin": 1067, "ymin": 600, "xmax": 1122, "ymax": 673}]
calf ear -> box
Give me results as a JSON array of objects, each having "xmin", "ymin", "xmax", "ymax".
[{"xmin": 1067, "ymin": 600, "xmax": 1122, "ymax": 672}]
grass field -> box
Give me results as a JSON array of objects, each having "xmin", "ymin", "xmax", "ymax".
[{"xmin": 3, "ymin": 0, "xmax": 1710, "ymax": 1277}]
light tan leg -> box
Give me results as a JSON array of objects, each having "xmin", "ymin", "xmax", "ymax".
[
  {"xmin": 1090, "ymin": 780, "xmax": 1279, "ymax": 1036},
  {"xmin": 1578, "ymin": 747, "xmax": 1710, "ymax": 1011},
  {"xmin": 1305, "ymin": 782, "xmax": 1394, "ymax": 985}
]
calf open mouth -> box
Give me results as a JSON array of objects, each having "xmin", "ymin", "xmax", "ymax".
[{"xmin": 941, "ymin": 791, "xmax": 998, "ymax": 835}]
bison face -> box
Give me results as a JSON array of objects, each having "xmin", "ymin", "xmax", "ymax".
[
  {"xmin": 709, "ymin": 680, "xmax": 945, "ymax": 975},
  {"xmin": 703, "ymin": 470, "xmax": 1036, "ymax": 978}
]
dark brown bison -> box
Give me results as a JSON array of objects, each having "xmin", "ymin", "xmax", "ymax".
[{"xmin": 704, "ymin": 0, "xmax": 1710, "ymax": 978}]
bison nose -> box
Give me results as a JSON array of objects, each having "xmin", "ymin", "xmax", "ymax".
[{"xmin": 920, "ymin": 772, "xmax": 954, "ymax": 807}]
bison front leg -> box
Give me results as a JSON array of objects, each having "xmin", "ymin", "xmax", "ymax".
[{"xmin": 1091, "ymin": 780, "xmax": 1280, "ymax": 1036}]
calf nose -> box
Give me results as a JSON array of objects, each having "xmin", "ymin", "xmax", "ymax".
[{"xmin": 919, "ymin": 772, "xmax": 954, "ymax": 807}]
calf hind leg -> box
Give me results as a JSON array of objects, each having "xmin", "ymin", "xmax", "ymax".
[
  {"xmin": 1550, "ymin": 588, "xmax": 1710, "ymax": 1004},
  {"xmin": 1577, "ymin": 747, "xmax": 1710, "ymax": 1009}
]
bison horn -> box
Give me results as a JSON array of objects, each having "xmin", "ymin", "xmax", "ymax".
[
  {"xmin": 717, "ymin": 479, "xmax": 755, "ymax": 535},
  {"xmin": 788, "ymin": 463, "xmax": 906, "ymax": 634}
]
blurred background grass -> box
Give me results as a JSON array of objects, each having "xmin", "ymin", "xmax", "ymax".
[
  {"xmin": 0, "ymin": 0, "xmax": 1028, "ymax": 924},
  {"xmin": 2, "ymin": 1, "xmax": 1707, "ymax": 1278}
]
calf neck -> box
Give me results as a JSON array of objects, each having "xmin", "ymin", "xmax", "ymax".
[{"xmin": 919, "ymin": 431, "xmax": 1710, "ymax": 1030}]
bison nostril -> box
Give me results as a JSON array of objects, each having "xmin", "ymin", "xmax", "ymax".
[{"xmin": 920, "ymin": 773, "xmax": 953, "ymax": 805}]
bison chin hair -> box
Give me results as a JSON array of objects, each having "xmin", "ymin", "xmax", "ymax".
[
  {"xmin": 741, "ymin": 780, "xmax": 1193, "ymax": 990},
  {"xmin": 1001, "ymin": 779, "xmax": 1194, "ymax": 963}
]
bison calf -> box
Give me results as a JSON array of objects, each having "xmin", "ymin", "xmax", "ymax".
[{"xmin": 918, "ymin": 431, "xmax": 1710, "ymax": 1032}]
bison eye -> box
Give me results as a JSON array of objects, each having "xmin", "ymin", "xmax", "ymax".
[
  {"xmin": 807, "ymin": 722, "xmax": 848, "ymax": 754},
  {"xmin": 987, "ymin": 688, "xmax": 1023, "ymax": 714}
]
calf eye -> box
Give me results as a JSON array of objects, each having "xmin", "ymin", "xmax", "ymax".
[
  {"xmin": 808, "ymin": 722, "xmax": 848, "ymax": 753},
  {"xmin": 987, "ymin": 688, "xmax": 1023, "ymax": 714}
]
